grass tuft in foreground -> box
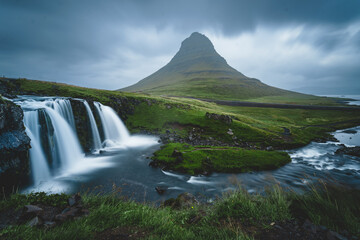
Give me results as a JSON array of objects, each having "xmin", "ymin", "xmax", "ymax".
[
  {"xmin": 290, "ymin": 180, "xmax": 360, "ymax": 235},
  {"xmin": 1, "ymin": 182, "xmax": 359, "ymax": 239}
]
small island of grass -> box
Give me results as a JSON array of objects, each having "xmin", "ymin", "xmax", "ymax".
[{"xmin": 150, "ymin": 143, "xmax": 291, "ymax": 175}]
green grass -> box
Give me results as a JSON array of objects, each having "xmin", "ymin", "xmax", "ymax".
[
  {"xmin": 2, "ymin": 77, "xmax": 360, "ymax": 150},
  {"xmin": 127, "ymin": 97, "xmax": 360, "ymax": 149},
  {"xmin": 15, "ymin": 78, "xmax": 144, "ymax": 105},
  {"xmin": 1, "ymin": 183, "xmax": 359, "ymax": 239},
  {"xmin": 0, "ymin": 192, "xmax": 69, "ymax": 211},
  {"xmin": 151, "ymin": 143, "xmax": 291, "ymax": 175},
  {"xmin": 214, "ymin": 185, "xmax": 291, "ymax": 224},
  {"xmin": 290, "ymin": 181, "xmax": 360, "ymax": 235},
  {"xmin": 245, "ymin": 93, "xmax": 348, "ymax": 106}
]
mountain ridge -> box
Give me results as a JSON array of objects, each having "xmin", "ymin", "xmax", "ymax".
[{"xmin": 121, "ymin": 32, "xmax": 297, "ymax": 100}]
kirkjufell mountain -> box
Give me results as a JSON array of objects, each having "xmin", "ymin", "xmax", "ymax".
[{"xmin": 121, "ymin": 32, "xmax": 296, "ymax": 100}]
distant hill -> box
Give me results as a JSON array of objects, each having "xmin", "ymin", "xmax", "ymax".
[{"xmin": 121, "ymin": 32, "xmax": 303, "ymax": 100}]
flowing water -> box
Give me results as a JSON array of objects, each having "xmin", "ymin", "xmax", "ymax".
[
  {"xmin": 13, "ymin": 96, "xmax": 360, "ymax": 203},
  {"xmin": 83, "ymin": 100, "xmax": 102, "ymax": 151}
]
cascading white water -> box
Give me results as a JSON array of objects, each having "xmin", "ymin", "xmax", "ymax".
[
  {"xmin": 45, "ymin": 99, "xmax": 76, "ymax": 130},
  {"xmin": 23, "ymin": 111, "xmax": 51, "ymax": 185},
  {"xmin": 94, "ymin": 102, "xmax": 130, "ymax": 147},
  {"xmin": 44, "ymin": 107, "xmax": 84, "ymax": 169},
  {"xmin": 17, "ymin": 98, "xmax": 84, "ymax": 173},
  {"xmin": 83, "ymin": 100, "xmax": 102, "ymax": 150},
  {"xmin": 13, "ymin": 96, "xmax": 158, "ymax": 191}
]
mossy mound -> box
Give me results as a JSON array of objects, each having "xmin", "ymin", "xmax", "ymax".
[{"xmin": 151, "ymin": 143, "xmax": 291, "ymax": 175}]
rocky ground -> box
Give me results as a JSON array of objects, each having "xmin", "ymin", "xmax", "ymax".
[{"xmin": 0, "ymin": 194, "xmax": 89, "ymax": 231}]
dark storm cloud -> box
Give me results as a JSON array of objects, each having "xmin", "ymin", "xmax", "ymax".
[{"xmin": 0, "ymin": 0, "xmax": 359, "ymax": 92}]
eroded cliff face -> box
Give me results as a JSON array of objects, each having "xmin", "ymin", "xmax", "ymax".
[{"xmin": 0, "ymin": 98, "xmax": 31, "ymax": 193}]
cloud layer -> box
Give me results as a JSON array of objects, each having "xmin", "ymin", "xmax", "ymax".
[{"xmin": 1, "ymin": 0, "xmax": 359, "ymax": 93}]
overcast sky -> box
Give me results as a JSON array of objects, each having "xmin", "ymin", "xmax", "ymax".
[{"xmin": 1, "ymin": 0, "xmax": 360, "ymax": 94}]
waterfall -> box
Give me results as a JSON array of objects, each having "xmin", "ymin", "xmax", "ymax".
[
  {"xmin": 45, "ymin": 99, "xmax": 76, "ymax": 130},
  {"xmin": 18, "ymin": 98, "xmax": 84, "ymax": 174},
  {"xmin": 23, "ymin": 111, "xmax": 51, "ymax": 185},
  {"xmin": 94, "ymin": 102, "xmax": 130, "ymax": 147},
  {"xmin": 44, "ymin": 107, "xmax": 84, "ymax": 170},
  {"xmin": 83, "ymin": 100, "xmax": 102, "ymax": 150},
  {"xmin": 13, "ymin": 96, "xmax": 154, "ymax": 189}
]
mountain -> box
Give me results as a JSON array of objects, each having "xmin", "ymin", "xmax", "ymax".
[{"xmin": 121, "ymin": 32, "xmax": 295, "ymax": 100}]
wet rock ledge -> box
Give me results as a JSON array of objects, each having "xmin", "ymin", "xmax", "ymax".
[{"xmin": 0, "ymin": 97, "xmax": 31, "ymax": 194}]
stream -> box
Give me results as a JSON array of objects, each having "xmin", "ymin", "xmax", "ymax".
[{"xmin": 13, "ymin": 96, "xmax": 360, "ymax": 203}]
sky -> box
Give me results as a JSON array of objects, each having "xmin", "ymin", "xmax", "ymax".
[{"xmin": 1, "ymin": 0, "xmax": 360, "ymax": 94}]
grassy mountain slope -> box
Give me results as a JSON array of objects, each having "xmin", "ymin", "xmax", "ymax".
[{"xmin": 121, "ymin": 32, "xmax": 306, "ymax": 101}]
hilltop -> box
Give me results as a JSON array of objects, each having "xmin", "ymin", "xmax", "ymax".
[{"xmin": 121, "ymin": 32, "xmax": 304, "ymax": 101}]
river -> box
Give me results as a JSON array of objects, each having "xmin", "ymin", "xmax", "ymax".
[{"xmin": 14, "ymin": 96, "xmax": 360, "ymax": 203}]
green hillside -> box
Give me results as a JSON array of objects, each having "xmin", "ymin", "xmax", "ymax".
[{"xmin": 121, "ymin": 32, "xmax": 304, "ymax": 101}]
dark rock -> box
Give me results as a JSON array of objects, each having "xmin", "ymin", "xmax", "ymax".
[
  {"xmin": 61, "ymin": 207, "xmax": 72, "ymax": 215},
  {"xmin": 68, "ymin": 193, "xmax": 81, "ymax": 207},
  {"xmin": 24, "ymin": 205, "xmax": 43, "ymax": 214},
  {"xmin": 27, "ymin": 216, "xmax": 42, "ymax": 227},
  {"xmin": 342, "ymin": 129, "xmax": 357, "ymax": 134},
  {"xmin": 282, "ymin": 127, "xmax": 291, "ymax": 136},
  {"xmin": 0, "ymin": 100, "xmax": 31, "ymax": 195},
  {"xmin": 205, "ymin": 112, "xmax": 232, "ymax": 124},
  {"xmin": 148, "ymin": 161, "xmax": 159, "ymax": 168},
  {"xmin": 81, "ymin": 209, "xmax": 90, "ymax": 216},
  {"xmin": 19, "ymin": 205, "xmax": 43, "ymax": 222},
  {"xmin": 44, "ymin": 221, "xmax": 56, "ymax": 229},
  {"xmin": 303, "ymin": 219, "xmax": 317, "ymax": 234},
  {"xmin": 155, "ymin": 186, "xmax": 168, "ymax": 195},
  {"xmin": 69, "ymin": 99, "xmax": 93, "ymax": 152},
  {"xmin": 163, "ymin": 192, "xmax": 199, "ymax": 209},
  {"xmin": 62, "ymin": 207, "xmax": 79, "ymax": 218},
  {"xmin": 335, "ymin": 146, "xmax": 360, "ymax": 157},
  {"xmin": 327, "ymin": 230, "xmax": 348, "ymax": 240},
  {"xmin": 55, "ymin": 214, "xmax": 67, "ymax": 222}
]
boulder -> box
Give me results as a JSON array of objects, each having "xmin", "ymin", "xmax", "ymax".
[
  {"xmin": 282, "ymin": 127, "xmax": 291, "ymax": 136},
  {"xmin": 335, "ymin": 145, "xmax": 360, "ymax": 157},
  {"xmin": 24, "ymin": 205, "xmax": 43, "ymax": 214},
  {"xmin": 155, "ymin": 186, "xmax": 168, "ymax": 195},
  {"xmin": 68, "ymin": 193, "xmax": 81, "ymax": 207},
  {"xmin": 205, "ymin": 112, "xmax": 232, "ymax": 124},
  {"xmin": 27, "ymin": 216, "xmax": 42, "ymax": 227},
  {"xmin": 163, "ymin": 192, "xmax": 199, "ymax": 209}
]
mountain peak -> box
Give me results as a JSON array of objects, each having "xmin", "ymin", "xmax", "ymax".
[
  {"xmin": 171, "ymin": 32, "xmax": 224, "ymax": 65},
  {"xmin": 180, "ymin": 32, "xmax": 215, "ymax": 52}
]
